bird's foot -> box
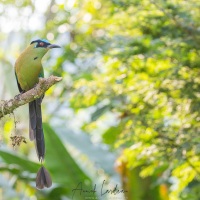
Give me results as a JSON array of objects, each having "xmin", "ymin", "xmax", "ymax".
[
  {"xmin": 14, "ymin": 91, "xmax": 25, "ymax": 100},
  {"xmin": 14, "ymin": 94, "xmax": 21, "ymax": 100}
]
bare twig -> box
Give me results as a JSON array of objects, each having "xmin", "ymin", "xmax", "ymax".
[{"xmin": 0, "ymin": 75, "xmax": 62, "ymax": 119}]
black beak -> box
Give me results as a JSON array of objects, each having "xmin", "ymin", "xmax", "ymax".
[{"xmin": 48, "ymin": 44, "xmax": 61, "ymax": 49}]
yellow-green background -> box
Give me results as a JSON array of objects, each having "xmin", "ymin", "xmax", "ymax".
[{"xmin": 0, "ymin": 0, "xmax": 200, "ymax": 199}]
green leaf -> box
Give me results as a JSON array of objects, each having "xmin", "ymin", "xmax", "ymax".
[
  {"xmin": 43, "ymin": 123, "xmax": 96, "ymax": 200},
  {"xmin": 0, "ymin": 149, "xmax": 40, "ymax": 173},
  {"xmin": 102, "ymin": 126, "xmax": 123, "ymax": 145}
]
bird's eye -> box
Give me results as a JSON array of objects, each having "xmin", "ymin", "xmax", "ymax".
[{"xmin": 39, "ymin": 42, "xmax": 44, "ymax": 46}]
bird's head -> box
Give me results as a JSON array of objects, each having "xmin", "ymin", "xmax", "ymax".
[{"xmin": 30, "ymin": 39, "xmax": 61, "ymax": 57}]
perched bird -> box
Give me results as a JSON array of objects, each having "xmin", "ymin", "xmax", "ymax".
[{"xmin": 15, "ymin": 39, "xmax": 60, "ymax": 189}]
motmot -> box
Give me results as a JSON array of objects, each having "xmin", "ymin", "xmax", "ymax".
[{"xmin": 15, "ymin": 39, "xmax": 60, "ymax": 189}]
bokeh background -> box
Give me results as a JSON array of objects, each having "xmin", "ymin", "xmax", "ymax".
[{"xmin": 0, "ymin": 0, "xmax": 200, "ymax": 199}]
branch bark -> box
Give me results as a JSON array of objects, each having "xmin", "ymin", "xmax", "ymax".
[{"xmin": 0, "ymin": 75, "xmax": 62, "ymax": 119}]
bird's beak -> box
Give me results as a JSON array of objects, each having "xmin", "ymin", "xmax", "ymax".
[{"xmin": 47, "ymin": 44, "xmax": 61, "ymax": 49}]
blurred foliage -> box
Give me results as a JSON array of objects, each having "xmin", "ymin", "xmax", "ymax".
[
  {"xmin": 0, "ymin": 124, "xmax": 96, "ymax": 200},
  {"xmin": 0, "ymin": 0, "xmax": 200, "ymax": 199}
]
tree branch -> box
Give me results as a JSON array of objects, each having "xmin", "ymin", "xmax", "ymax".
[{"xmin": 0, "ymin": 75, "xmax": 62, "ymax": 119}]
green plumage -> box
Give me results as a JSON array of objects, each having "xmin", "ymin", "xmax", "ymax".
[
  {"xmin": 15, "ymin": 43, "xmax": 47, "ymax": 91},
  {"xmin": 14, "ymin": 39, "xmax": 60, "ymax": 189},
  {"xmin": 15, "ymin": 41, "xmax": 50, "ymax": 161}
]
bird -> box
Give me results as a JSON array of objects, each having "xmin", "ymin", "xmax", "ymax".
[{"xmin": 15, "ymin": 39, "xmax": 60, "ymax": 189}]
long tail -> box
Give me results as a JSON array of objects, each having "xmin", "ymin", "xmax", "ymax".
[
  {"xmin": 29, "ymin": 97, "xmax": 52, "ymax": 189},
  {"xmin": 29, "ymin": 97, "xmax": 45, "ymax": 161}
]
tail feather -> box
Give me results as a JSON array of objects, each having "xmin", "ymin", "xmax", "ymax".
[
  {"xmin": 36, "ymin": 166, "xmax": 52, "ymax": 189},
  {"xmin": 29, "ymin": 98, "xmax": 45, "ymax": 161}
]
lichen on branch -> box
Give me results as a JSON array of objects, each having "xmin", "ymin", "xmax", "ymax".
[{"xmin": 0, "ymin": 75, "xmax": 62, "ymax": 119}]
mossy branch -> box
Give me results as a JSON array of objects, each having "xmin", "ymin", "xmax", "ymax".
[{"xmin": 0, "ymin": 75, "xmax": 62, "ymax": 119}]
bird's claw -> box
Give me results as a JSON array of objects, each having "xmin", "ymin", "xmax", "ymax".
[
  {"xmin": 14, "ymin": 91, "xmax": 25, "ymax": 100},
  {"xmin": 14, "ymin": 94, "xmax": 21, "ymax": 100}
]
